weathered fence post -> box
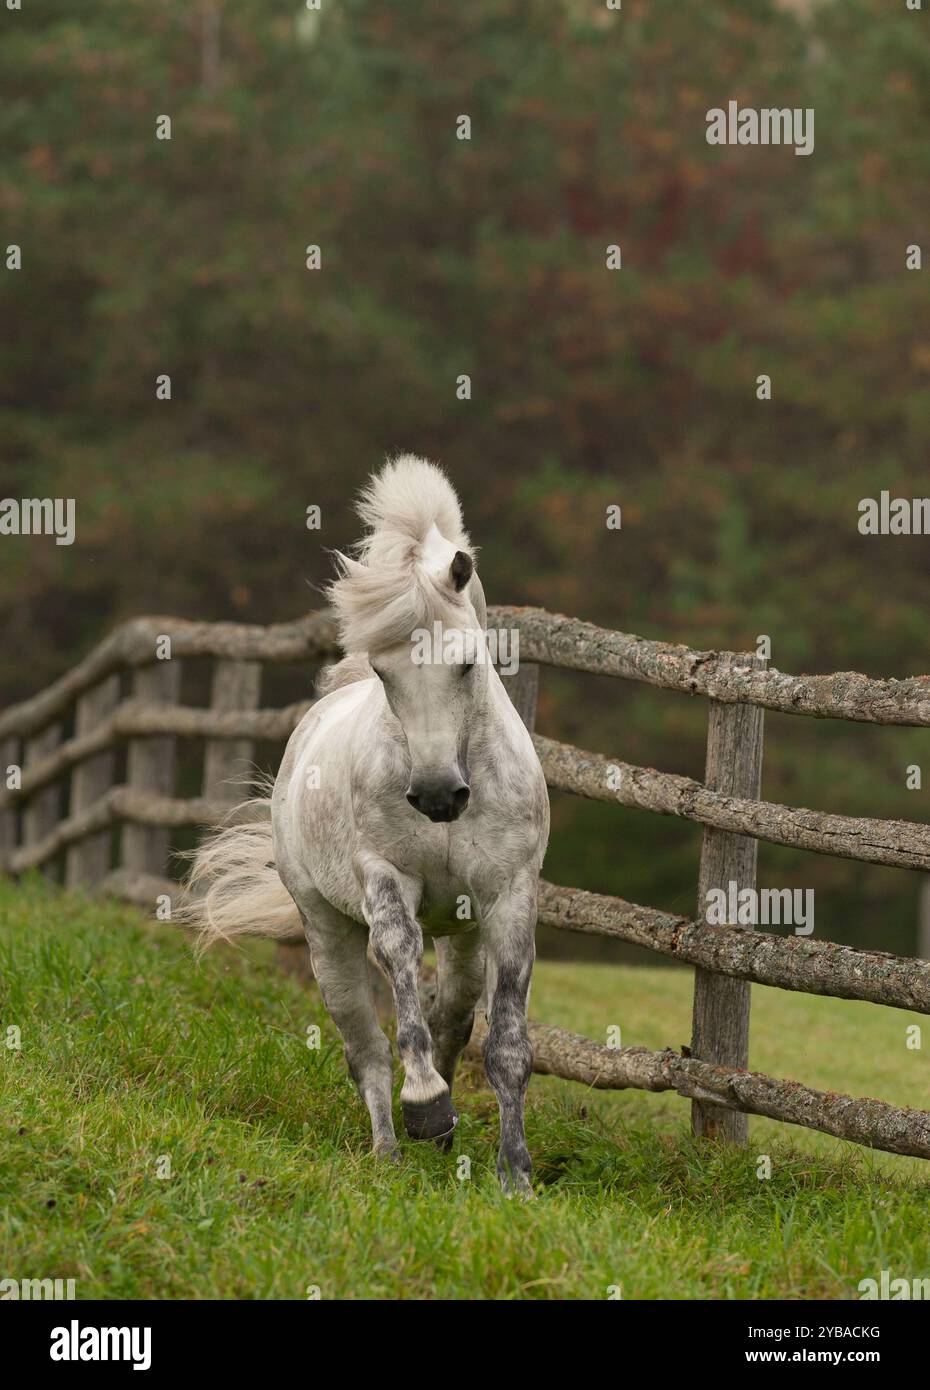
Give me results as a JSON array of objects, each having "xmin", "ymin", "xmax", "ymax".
[
  {"xmin": 501, "ymin": 662, "xmax": 539, "ymax": 733},
  {"xmin": 122, "ymin": 661, "xmax": 181, "ymax": 877},
  {"xmin": 22, "ymin": 724, "xmax": 62, "ymax": 876},
  {"xmin": 202, "ymin": 659, "xmax": 262, "ymax": 802},
  {"xmin": 690, "ymin": 651, "xmax": 766, "ymax": 1143},
  {"xmin": 66, "ymin": 675, "xmax": 120, "ymax": 888}
]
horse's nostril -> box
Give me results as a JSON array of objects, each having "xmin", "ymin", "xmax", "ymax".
[{"xmin": 452, "ymin": 785, "xmax": 470, "ymax": 812}]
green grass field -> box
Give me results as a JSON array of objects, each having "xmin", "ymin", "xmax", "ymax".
[{"xmin": 1, "ymin": 876, "xmax": 928, "ymax": 1300}]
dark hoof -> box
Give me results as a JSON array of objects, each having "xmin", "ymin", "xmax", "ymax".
[{"xmin": 402, "ymin": 1091, "xmax": 458, "ymax": 1141}]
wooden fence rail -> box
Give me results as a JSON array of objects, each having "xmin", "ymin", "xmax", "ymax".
[
  {"xmin": 495, "ymin": 606, "xmax": 930, "ymax": 726},
  {"xmin": 1, "ymin": 605, "xmax": 928, "ymax": 1161},
  {"xmin": 536, "ymin": 736, "xmax": 930, "ymax": 870},
  {"xmin": 467, "ymin": 1018, "xmax": 930, "ymax": 1160},
  {"xmin": 538, "ymin": 883, "xmax": 930, "ymax": 1013}
]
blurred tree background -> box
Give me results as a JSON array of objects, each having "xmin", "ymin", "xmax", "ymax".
[{"xmin": 1, "ymin": 0, "xmax": 928, "ymax": 954}]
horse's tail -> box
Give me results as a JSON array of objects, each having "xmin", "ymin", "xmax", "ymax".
[{"xmin": 179, "ymin": 788, "xmax": 303, "ymax": 954}]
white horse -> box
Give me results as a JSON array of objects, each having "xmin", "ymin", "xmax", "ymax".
[{"xmin": 186, "ymin": 456, "xmax": 549, "ymax": 1191}]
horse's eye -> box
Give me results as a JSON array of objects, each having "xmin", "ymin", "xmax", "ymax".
[{"xmin": 461, "ymin": 662, "xmax": 475, "ymax": 677}]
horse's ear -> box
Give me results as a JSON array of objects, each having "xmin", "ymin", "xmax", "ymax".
[{"xmin": 449, "ymin": 550, "xmax": 473, "ymax": 592}]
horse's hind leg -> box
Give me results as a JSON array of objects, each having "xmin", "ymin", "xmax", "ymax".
[
  {"xmin": 424, "ymin": 932, "xmax": 485, "ymax": 1151},
  {"xmin": 363, "ymin": 868, "xmax": 457, "ymax": 1142},
  {"xmin": 301, "ymin": 897, "xmax": 397, "ymax": 1159},
  {"xmin": 429, "ymin": 932, "xmax": 485, "ymax": 1091},
  {"xmin": 482, "ymin": 873, "xmax": 537, "ymax": 1195}
]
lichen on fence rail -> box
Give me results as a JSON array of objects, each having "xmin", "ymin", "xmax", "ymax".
[
  {"xmin": 0, "ymin": 699, "xmax": 314, "ymax": 809},
  {"xmin": 7, "ymin": 789, "xmax": 258, "ymax": 875},
  {"xmin": 538, "ymin": 881, "xmax": 930, "ymax": 1013},
  {"xmin": 0, "ymin": 612, "xmax": 337, "ymax": 742},
  {"xmin": 535, "ymin": 734, "xmax": 930, "ymax": 871},
  {"xmin": 492, "ymin": 605, "xmax": 930, "ymax": 727},
  {"xmin": 466, "ymin": 1017, "xmax": 930, "ymax": 1161}
]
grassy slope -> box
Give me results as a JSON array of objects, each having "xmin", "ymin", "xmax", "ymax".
[{"xmin": 0, "ymin": 877, "xmax": 928, "ymax": 1300}]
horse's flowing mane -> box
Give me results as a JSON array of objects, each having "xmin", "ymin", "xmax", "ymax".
[{"xmin": 327, "ymin": 455, "xmax": 476, "ymax": 655}]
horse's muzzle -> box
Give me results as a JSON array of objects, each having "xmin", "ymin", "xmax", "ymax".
[{"xmin": 406, "ymin": 782, "xmax": 470, "ymax": 823}]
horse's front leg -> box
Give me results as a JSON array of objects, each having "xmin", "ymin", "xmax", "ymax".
[
  {"xmin": 482, "ymin": 871, "xmax": 537, "ymax": 1195},
  {"xmin": 362, "ymin": 865, "xmax": 457, "ymax": 1142}
]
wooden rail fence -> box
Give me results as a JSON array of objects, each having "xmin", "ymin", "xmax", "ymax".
[{"xmin": 1, "ymin": 606, "xmax": 929, "ymax": 1160}]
